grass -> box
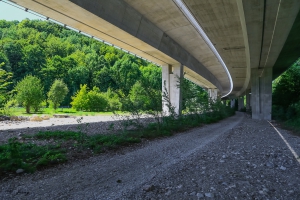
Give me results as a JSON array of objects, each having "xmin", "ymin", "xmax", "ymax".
[
  {"xmin": 0, "ymin": 138, "xmax": 66, "ymax": 175},
  {"xmin": 283, "ymin": 118, "xmax": 300, "ymax": 135},
  {"xmin": 5, "ymin": 107, "xmax": 123, "ymax": 117}
]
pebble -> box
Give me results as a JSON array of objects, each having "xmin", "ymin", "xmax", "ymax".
[
  {"xmin": 16, "ymin": 169, "xmax": 24, "ymax": 174},
  {"xmin": 205, "ymin": 193, "xmax": 214, "ymax": 198},
  {"xmin": 143, "ymin": 185, "xmax": 155, "ymax": 192},
  {"xmin": 190, "ymin": 192, "xmax": 196, "ymax": 196},
  {"xmin": 279, "ymin": 166, "xmax": 286, "ymax": 171},
  {"xmin": 266, "ymin": 162, "xmax": 274, "ymax": 168},
  {"xmin": 196, "ymin": 192, "xmax": 204, "ymax": 198}
]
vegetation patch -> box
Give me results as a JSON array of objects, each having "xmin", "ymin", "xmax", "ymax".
[
  {"xmin": 272, "ymin": 58, "xmax": 300, "ymax": 134},
  {"xmin": 0, "ymin": 138, "xmax": 66, "ymax": 176}
]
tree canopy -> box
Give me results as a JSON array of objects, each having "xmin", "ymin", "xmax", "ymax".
[{"xmin": 0, "ymin": 19, "xmax": 207, "ymax": 113}]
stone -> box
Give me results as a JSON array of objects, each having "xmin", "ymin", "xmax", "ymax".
[
  {"xmin": 280, "ymin": 166, "xmax": 286, "ymax": 171},
  {"xmin": 0, "ymin": 115, "xmax": 10, "ymax": 121},
  {"xmin": 259, "ymin": 190, "xmax": 265, "ymax": 195},
  {"xmin": 16, "ymin": 169, "xmax": 24, "ymax": 174},
  {"xmin": 143, "ymin": 185, "xmax": 155, "ymax": 192},
  {"xmin": 41, "ymin": 114, "xmax": 50, "ymax": 120},
  {"xmin": 165, "ymin": 190, "xmax": 171, "ymax": 196},
  {"xmin": 190, "ymin": 192, "xmax": 196, "ymax": 196},
  {"xmin": 53, "ymin": 114, "xmax": 70, "ymax": 118},
  {"xmin": 205, "ymin": 193, "xmax": 214, "ymax": 198},
  {"xmin": 266, "ymin": 162, "xmax": 274, "ymax": 168},
  {"xmin": 10, "ymin": 116, "xmax": 20, "ymax": 121},
  {"xmin": 197, "ymin": 193, "xmax": 204, "ymax": 198},
  {"xmin": 30, "ymin": 115, "xmax": 43, "ymax": 122}
]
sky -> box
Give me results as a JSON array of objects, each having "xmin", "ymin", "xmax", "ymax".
[{"xmin": 0, "ymin": 0, "xmax": 44, "ymax": 21}]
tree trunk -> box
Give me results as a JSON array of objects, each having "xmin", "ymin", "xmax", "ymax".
[{"xmin": 26, "ymin": 105, "xmax": 30, "ymax": 113}]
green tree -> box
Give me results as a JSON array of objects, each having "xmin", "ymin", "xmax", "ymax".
[
  {"xmin": 15, "ymin": 75, "xmax": 44, "ymax": 113},
  {"xmin": 86, "ymin": 87, "xmax": 108, "ymax": 111},
  {"xmin": 47, "ymin": 79, "xmax": 69, "ymax": 110},
  {"xmin": 70, "ymin": 84, "xmax": 89, "ymax": 111},
  {"xmin": 0, "ymin": 63, "xmax": 13, "ymax": 107},
  {"xmin": 272, "ymin": 60, "xmax": 300, "ymax": 120}
]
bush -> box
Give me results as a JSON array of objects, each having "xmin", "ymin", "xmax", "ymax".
[
  {"xmin": 71, "ymin": 84, "xmax": 89, "ymax": 111},
  {"xmin": 71, "ymin": 85, "xmax": 108, "ymax": 111},
  {"xmin": 86, "ymin": 87, "xmax": 108, "ymax": 112}
]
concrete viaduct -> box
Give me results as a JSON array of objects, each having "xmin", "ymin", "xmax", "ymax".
[{"xmin": 9, "ymin": 0, "xmax": 300, "ymax": 120}]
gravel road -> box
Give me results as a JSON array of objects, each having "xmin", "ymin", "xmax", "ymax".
[{"xmin": 1, "ymin": 112, "xmax": 300, "ymax": 199}]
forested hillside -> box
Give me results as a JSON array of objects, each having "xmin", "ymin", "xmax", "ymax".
[
  {"xmin": 0, "ymin": 19, "xmax": 206, "ymax": 112},
  {"xmin": 0, "ymin": 19, "xmax": 162, "ymax": 107}
]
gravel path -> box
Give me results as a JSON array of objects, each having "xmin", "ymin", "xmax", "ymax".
[{"xmin": 1, "ymin": 112, "xmax": 300, "ymax": 199}]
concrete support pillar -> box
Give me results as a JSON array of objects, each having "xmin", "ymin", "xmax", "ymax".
[
  {"xmin": 231, "ymin": 99, "xmax": 235, "ymax": 108},
  {"xmin": 162, "ymin": 64, "xmax": 183, "ymax": 115},
  {"xmin": 208, "ymin": 89, "xmax": 218, "ymax": 102},
  {"xmin": 246, "ymin": 91, "xmax": 251, "ymax": 111},
  {"xmin": 238, "ymin": 96, "xmax": 244, "ymax": 111},
  {"xmin": 251, "ymin": 68, "xmax": 272, "ymax": 120}
]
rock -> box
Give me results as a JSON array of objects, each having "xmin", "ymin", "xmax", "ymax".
[
  {"xmin": 18, "ymin": 116, "xmax": 29, "ymax": 121},
  {"xmin": 143, "ymin": 184, "xmax": 155, "ymax": 192},
  {"xmin": 205, "ymin": 193, "xmax": 214, "ymax": 198},
  {"xmin": 30, "ymin": 115, "xmax": 43, "ymax": 122},
  {"xmin": 190, "ymin": 192, "xmax": 196, "ymax": 196},
  {"xmin": 0, "ymin": 115, "xmax": 10, "ymax": 121},
  {"xmin": 53, "ymin": 114, "xmax": 70, "ymax": 118},
  {"xmin": 280, "ymin": 166, "xmax": 286, "ymax": 171},
  {"xmin": 41, "ymin": 114, "xmax": 50, "ymax": 120},
  {"xmin": 16, "ymin": 169, "xmax": 24, "ymax": 174},
  {"xmin": 10, "ymin": 116, "xmax": 20, "ymax": 121},
  {"xmin": 197, "ymin": 193, "xmax": 204, "ymax": 198},
  {"xmin": 259, "ymin": 190, "xmax": 265, "ymax": 195},
  {"xmin": 266, "ymin": 162, "xmax": 274, "ymax": 168},
  {"xmin": 165, "ymin": 190, "xmax": 171, "ymax": 196},
  {"xmin": 176, "ymin": 184, "xmax": 183, "ymax": 191}
]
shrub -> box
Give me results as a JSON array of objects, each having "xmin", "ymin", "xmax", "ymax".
[{"xmin": 86, "ymin": 87, "xmax": 108, "ymax": 111}]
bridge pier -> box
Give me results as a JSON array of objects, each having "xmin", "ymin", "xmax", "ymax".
[
  {"xmin": 251, "ymin": 68, "xmax": 272, "ymax": 120},
  {"xmin": 162, "ymin": 64, "xmax": 183, "ymax": 115},
  {"xmin": 238, "ymin": 96, "xmax": 244, "ymax": 111},
  {"xmin": 246, "ymin": 90, "xmax": 251, "ymax": 111},
  {"xmin": 208, "ymin": 89, "xmax": 218, "ymax": 102},
  {"xmin": 231, "ymin": 99, "xmax": 235, "ymax": 108}
]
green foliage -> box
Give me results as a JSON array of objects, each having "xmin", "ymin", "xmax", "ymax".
[
  {"xmin": 272, "ymin": 59, "xmax": 300, "ymax": 133},
  {"xmin": 0, "ymin": 62, "xmax": 13, "ymax": 107},
  {"xmin": 0, "ymin": 19, "xmax": 160, "ymax": 109},
  {"xmin": 71, "ymin": 84, "xmax": 89, "ymax": 111},
  {"xmin": 273, "ymin": 61, "xmax": 300, "ymax": 110},
  {"xmin": 0, "ymin": 137, "xmax": 66, "ymax": 174},
  {"xmin": 71, "ymin": 85, "xmax": 108, "ymax": 111},
  {"xmin": 15, "ymin": 75, "xmax": 44, "ymax": 113},
  {"xmin": 86, "ymin": 87, "xmax": 108, "ymax": 112},
  {"xmin": 48, "ymin": 79, "xmax": 69, "ymax": 110}
]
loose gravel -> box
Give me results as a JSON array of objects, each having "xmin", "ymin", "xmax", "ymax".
[{"xmin": 1, "ymin": 112, "xmax": 300, "ymax": 199}]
